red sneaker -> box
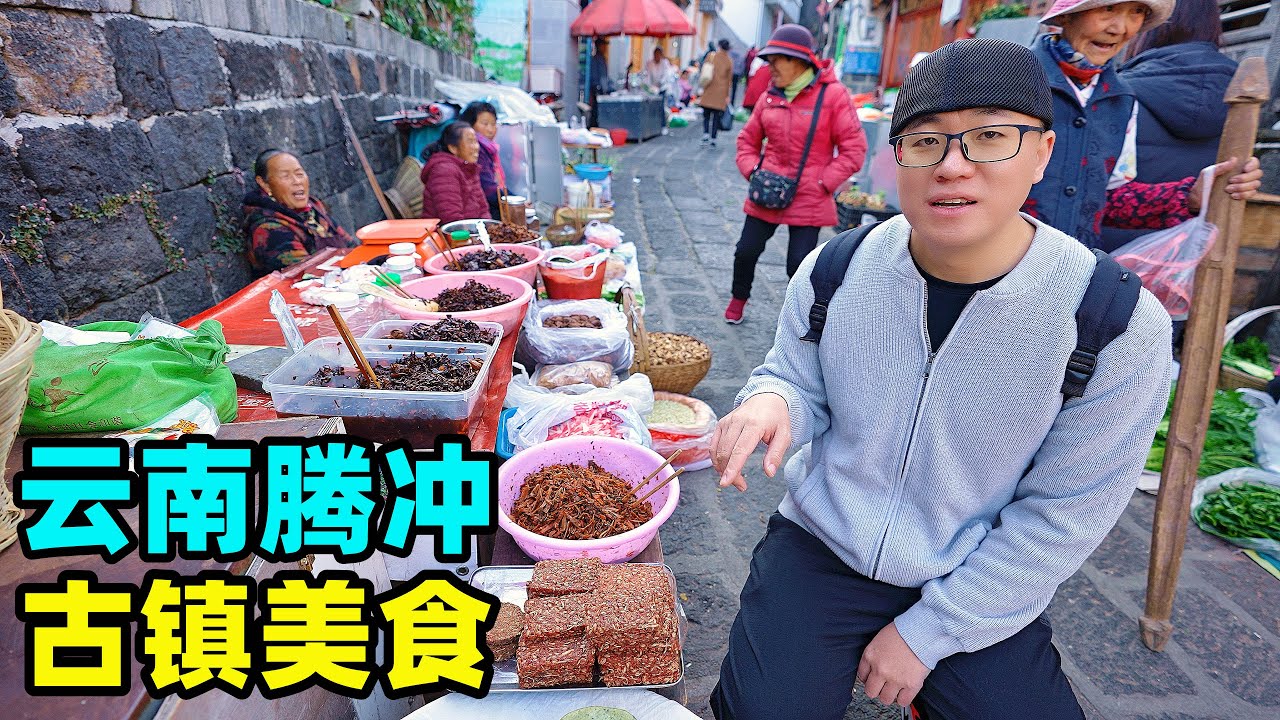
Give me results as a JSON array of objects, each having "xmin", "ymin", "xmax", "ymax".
[{"xmin": 724, "ymin": 297, "xmax": 747, "ymax": 324}]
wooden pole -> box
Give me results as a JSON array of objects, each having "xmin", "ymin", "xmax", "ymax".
[
  {"xmin": 330, "ymin": 88, "xmax": 395, "ymax": 221},
  {"xmin": 1140, "ymin": 57, "xmax": 1270, "ymax": 652}
]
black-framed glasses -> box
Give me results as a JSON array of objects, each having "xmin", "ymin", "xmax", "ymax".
[{"xmin": 888, "ymin": 124, "xmax": 1045, "ymax": 168}]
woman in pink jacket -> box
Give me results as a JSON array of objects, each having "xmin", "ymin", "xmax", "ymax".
[
  {"xmin": 727, "ymin": 24, "xmax": 867, "ymax": 324},
  {"xmin": 420, "ymin": 121, "xmax": 490, "ymax": 224}
]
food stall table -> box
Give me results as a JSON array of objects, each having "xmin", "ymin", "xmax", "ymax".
[
  {"xmin": 179, "ymin": 248, "xmax": 517, "ymax": 451},
  {"xmin": 596, "ymin": 94, "xmax": 665, "ymax": 142},
  {"xmin": 562, "ymin": 142, "xmax": 605, "ymax": 163}
]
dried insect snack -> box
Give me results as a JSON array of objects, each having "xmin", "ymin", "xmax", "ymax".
[
  {"xmin": 586, "ymin": 565, "xmax": 678, "ymax": 654},
  {"xmin": 510, "ymin": 462, "xmax": 654, "ymax": 540},
  {"xmin": 516, "ymin": 634, "xmax": 594, "ymax": 689},
  {"xmin": 523, "ymin": 594, "xmax": 589, "ymax": 642},
  {"xmin": 597, "ymin": 645, "xmax": 683, "ymax": 687},
  {"xmin": 528, "ymin": 557, "xmax": 603, "ymax": 598},
  {"xmin": 385, "ymin": 317, "xmax": 499, "ymax": 345}
]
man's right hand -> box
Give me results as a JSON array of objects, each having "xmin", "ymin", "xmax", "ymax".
[{"xmin": 710, "ymin": 392, "xmax": 792, "ymax": 492}]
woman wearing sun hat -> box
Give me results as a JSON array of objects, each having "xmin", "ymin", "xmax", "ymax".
[
  {"xmin": 725, "ymin": 23, "xmax": 866, "ymax": 324},
  {"xmin": 1025, "ymin": 0, "xmax": 1262, "ymax": 250}
]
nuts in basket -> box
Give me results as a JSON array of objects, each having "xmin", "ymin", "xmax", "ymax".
[{"xmin": 648, "ymin": 333, "xmax": 710, "ymax": 367}]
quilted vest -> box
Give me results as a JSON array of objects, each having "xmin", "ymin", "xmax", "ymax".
[{"xmin": 1024, "ymin": 42, "xmax": 1135, "ymax": 250}]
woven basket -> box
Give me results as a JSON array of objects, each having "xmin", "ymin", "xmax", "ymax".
[
  {"xmin": 623, "ymin": 288, "xmax": 711, "ymax": 395},
  {"xmin": 383, "ymin": 156, "xmax": 424, "ymax": 219},
  {"xmin": 0, "ymin": 281, "xmax": 41, "ymax": 553},
  {"xmin": 1219, "ymin": 305, "xmax": 1280, "ymax": 392}
]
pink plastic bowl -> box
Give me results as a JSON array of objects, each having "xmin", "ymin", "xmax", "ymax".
[
  {"xmin": 497, "ymin": 436, "xmax": 681, "ymax": 563},
  {"xmin": 422, "ymin": 243, "xmax": 545, "ymax": 288},
  {"xmin": 395, "ymin": 273, "xmax": 534, "ymax": 337}
]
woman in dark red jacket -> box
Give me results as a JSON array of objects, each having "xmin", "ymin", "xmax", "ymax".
[
  {"xmin": 726, "ymin": 24, "xmax": 867, "ymax": 324},
  {"xmin": 420, "ymin": 121, "xmax": 490, "ymax": 224}
]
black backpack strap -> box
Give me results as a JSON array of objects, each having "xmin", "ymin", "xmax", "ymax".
[
  {"xmin": 801, "ymin": 221, "xmax": 883, "ymax": 343},
  {"xmin": 1063, "ymin": 249, "xmax": 1142, "ymax": 400}
]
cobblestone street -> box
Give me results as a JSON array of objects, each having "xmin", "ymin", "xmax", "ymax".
[{"xmin": 611, "ymin": 123, "xmax": 1280, "ymax": 720}]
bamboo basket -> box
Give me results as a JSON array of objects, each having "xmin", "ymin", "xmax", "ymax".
[
  {"xmin": 1219, "ymin": 305, "xmax": 1280, "ymax": 392},
  {"xmin": 0, "ymin": 281, "xmax": 42, "ymax": 553},
  {"xmin": 383, "ymin": 156, "xmax": 424, "ymax": 219},
  {"xmin": 623, "ymin": 287, "xmax": 711, "ymax": 395}
]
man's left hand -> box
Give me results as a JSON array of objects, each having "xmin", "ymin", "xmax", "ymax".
[{"xmin": 857, "ymin": 622, "xmax": 930, "ymax": 708}]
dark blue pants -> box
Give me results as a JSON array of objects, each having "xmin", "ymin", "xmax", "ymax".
[{"xmin": 710, "ymin": 514, "xmax": 1084, "ymax": 720}]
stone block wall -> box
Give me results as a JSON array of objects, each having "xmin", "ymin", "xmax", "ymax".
[{"xmin": 0, "ymin": 0, "xmax": 484, "ymax": 324}]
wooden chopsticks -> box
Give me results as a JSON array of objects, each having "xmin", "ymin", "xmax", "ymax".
[
  {"xmin": 370, "ymin": 265, "xmax": 416, "ymax": 301},
  {"xmin": 629, "ymin": 449, "xmax": 683, "ymax": 500},
  {"xmin": 326, "ymin": 304, "xmax": 382, "ymax": 389},
  {"xmin": 634, "ymin": 467, "xmax": 684, "ymax": 506}
]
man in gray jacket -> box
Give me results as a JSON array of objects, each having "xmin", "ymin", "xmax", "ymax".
[{"xmin": 709, "ymin": 39, "xmax": 1172, "ymax": 720}]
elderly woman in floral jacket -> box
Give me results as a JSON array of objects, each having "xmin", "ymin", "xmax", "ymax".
[{"xmin": 243, "ymin": 149, "xmax": 355, "ymax": 276}]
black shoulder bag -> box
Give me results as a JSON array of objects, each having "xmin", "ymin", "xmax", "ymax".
[{"xmin": 747, "ymin": 83, "xmax": 828, "ymax": 210}]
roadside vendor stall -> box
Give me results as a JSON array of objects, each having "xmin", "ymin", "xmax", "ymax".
[{"xmin": 0, "ymin": 170, "xmax": 718, "ymax": 715}]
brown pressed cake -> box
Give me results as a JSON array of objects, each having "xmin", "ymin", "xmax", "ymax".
[
  {"xmin": 516, "ymin": 560, "xmax": 682, "ymax": 689},
  {"xmin": 515, "ymin": 633, "xmax": 594, "ymax": 688},
  {"xmin": 523, "ymin": 594, "xmax": 588, "ymax": 641},
  {"xmin": 597, "ymin": 645, "xmax": 682, "ymax": 686},
  {"xmin": 527, "ymin": 557, "xmax": 603, "ymax": 597},
  {"xmin": 486, "ymin": 602, "xmax": 524, "ymax": 661},
  {"xmin": 586, "ymin": 565, "xmax": 678, "ymax": 654}
]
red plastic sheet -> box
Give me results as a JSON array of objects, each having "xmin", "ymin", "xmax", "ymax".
[{"xmin": 181, "ymin": 249, "xmax": 516, "ymax": 450}]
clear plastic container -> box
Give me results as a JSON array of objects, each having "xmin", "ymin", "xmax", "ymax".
[
  {"xmin": 262, "ymin": 337, "xmax": 496, "ymax": 446},
  {"xmin": 362, "ymin": 319, "xmax": 504, "ymax": 350}
]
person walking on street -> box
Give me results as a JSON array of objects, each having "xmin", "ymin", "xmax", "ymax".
[
  {"xmin": 729, "ymin": 44, "xmax": 747, "ymax": 108},
  {"xmin": 1025, "ymin": 0, "xmax": 1261, "ymax": 250},
  {"xmin": 1100, "ymin": 0, "xmax": 1238, "ymax": 250},
  {"xmin": 741, "ymin": 55, "xmax": 771, "ymax": 112},
  {"xmin": 588, "ymin": 38, "xmax": 612, "ymax": 128},
  {"xmin": 700, "ymin": 39, "xmax": 735, "ymax": 148},
  {"xmin": 709, "ymin": 39, "xmax": 1173, "ymax": 720},
  {"xmin": 725, "ymin": 24, "xmax": 866, "ymax": 324}
]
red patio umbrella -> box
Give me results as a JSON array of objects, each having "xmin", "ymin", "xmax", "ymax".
[{"xmin": 570, "ymin": 0, "xmax": 696, "ymax": 37}]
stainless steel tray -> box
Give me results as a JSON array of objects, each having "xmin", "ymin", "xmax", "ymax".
[{"xmin": 471, "ymin": 564, "xmax": 687, "ymax": 692}]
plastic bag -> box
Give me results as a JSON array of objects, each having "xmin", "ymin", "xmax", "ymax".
[
  {"xmin": 534, "ymin": 361, "xmax": 616, "ymax": 390},
  {"xmin": 1111, "ymin": 167, "xmax": 1218, "ymax": 320},
  {"xmin": 648, "ymin": 392, "xmax": 718, "ymax": 471},
  {"xmin": 505, "ymin": 372, "xmax": 654, "ymax": 452},
  {"xmin": 132, "ymin": 312, "xmax": 196, "ymax": 340},
  {"xmin": 105, "ymin": 393, "xmax": 222, "ymax": 456},
  {"xmin": 1191, "ymin": 467, "xmax": 1280, "ymax": 554},
  {"xmin": 583, "ymin": 221, "xmax": 624, "ymax": 250},
  {"xmin": 23, "ymin": 320, "xmax": 238, "ymax": 434},
  {"xmin": 1239, "ymin": 388, "xmax": 1280, "ymax": 474},
  {"xmin": 515, "ymin": 299, "xmax": 633, "ymax": 372}
]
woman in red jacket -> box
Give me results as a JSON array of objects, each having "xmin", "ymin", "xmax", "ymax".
[
  {"xmin": 726, "ymin": 24, "xmax": 867, "ymax": 324},
  {"xmin": 420, "ymin": 121, "xmax": 490, "ymax": 224}
]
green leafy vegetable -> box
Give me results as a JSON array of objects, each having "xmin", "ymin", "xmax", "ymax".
[
  {"xmin": 1193, "ymin": 481, "xmax": 1280, "ymax": 541},
  {"xmin": 1222, "ymin": 337, "xmax": 1274, "ymax": 380},
  {"xmin": 1146, "ymin": 385, "xmax": 1259, "ymax": 477}
]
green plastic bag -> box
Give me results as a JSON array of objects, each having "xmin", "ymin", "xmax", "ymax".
[{"xmin": 22, "ymin": 320, "xmax": 238, "ymax": 434}]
